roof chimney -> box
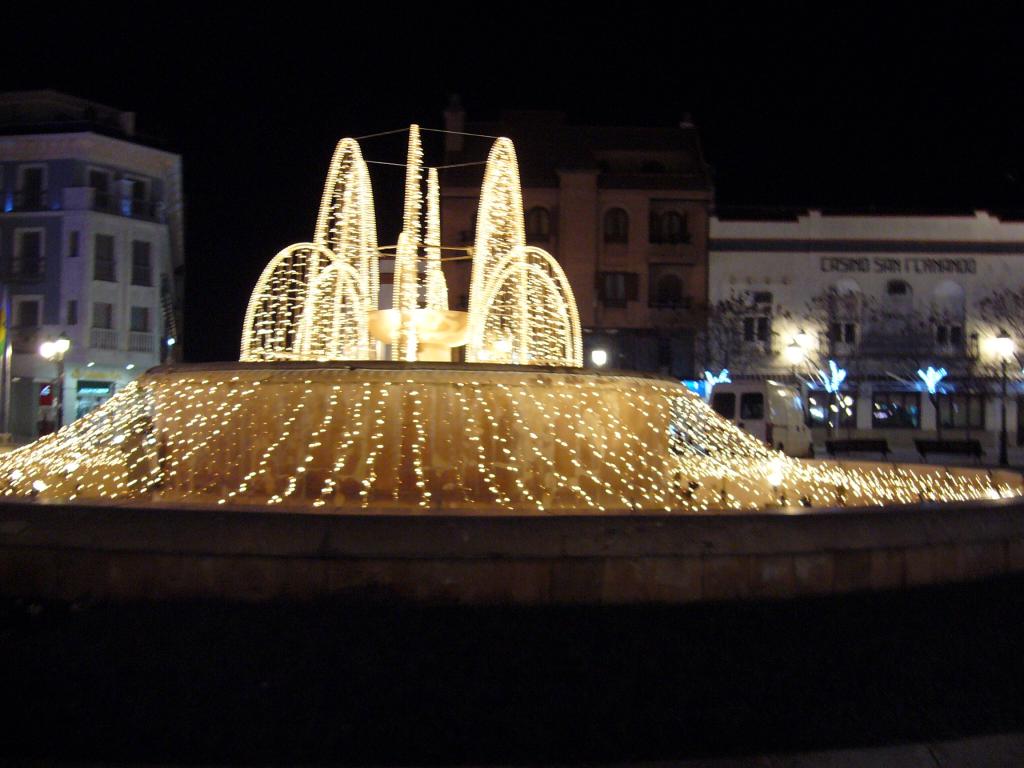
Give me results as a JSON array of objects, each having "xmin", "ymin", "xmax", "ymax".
[{"xmin": 443, "ymin": 94, "xmax": 465, "ymax": 156}]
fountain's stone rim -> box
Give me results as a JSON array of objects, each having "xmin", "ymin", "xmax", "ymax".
[{"xmin": 146, "ymin": 359, "xmax": 683, "ymax": 384}]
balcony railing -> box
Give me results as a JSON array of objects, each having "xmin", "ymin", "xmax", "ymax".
[
  {"xmin": 649, "ymin": 297, "xmax": 693, "ymax": 310},
  {"xmin": 4, "ymin": 260, "xmax": 44, "ymax": 282},
  {"xmin": 12, "ymin": 189, "xmax": 48, "ymax": 211},
  {"xmin": 121, "ymin": 198, "xmax": 161, "ymax": 222},
  {"xmin": 128, "ymin": 331, "xmax": 154, "ymax": 353},
  {"xmin": 857, "ymin": 332, "xmax": 967, "ymax": 359},
  {"xmin": 90, "ymin": 328, "xmax": 119, "ymax": 350},
  {"xmin": 56, "ymin": 187, "xmax": 165, "ymax": 223},
  {"xmin": 10, "ymin": 328, "xmax": 40, "ymax": 354}
]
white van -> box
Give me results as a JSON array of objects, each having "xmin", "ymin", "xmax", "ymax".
[{"xmin": 709, "ymin": 381, "xmax": 813, "ymax": 457}]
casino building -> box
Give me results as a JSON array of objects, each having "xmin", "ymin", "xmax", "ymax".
[{"xmin": 709, "ymin": 209, "xmax": 1024, "ymax": 449}]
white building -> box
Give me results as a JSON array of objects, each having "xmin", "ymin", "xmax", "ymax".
[
  {"xmin": 709, "ymin": 209, "xmax": 1024, "ymax": 446},
  {"xmin": 0, "ymin": 91, "xmax": 184, "ymax": 440}
]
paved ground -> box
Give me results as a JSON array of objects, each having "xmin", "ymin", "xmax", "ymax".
[{"xmin": 2, "ymin": 575, "xmax": 1024, "ymax": 764}]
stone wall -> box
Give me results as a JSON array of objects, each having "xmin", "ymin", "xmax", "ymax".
[{"xmin": 2, "ymin": 498, "xmax": 1024, "ymax": 603}]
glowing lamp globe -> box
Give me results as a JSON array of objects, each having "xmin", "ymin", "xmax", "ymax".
[
  {"xmin": 783, "ymin": 340, "xmax": 805, "ymax": 366},
  {"xmin": 995, "ymin": 330, "xmax": 1015, "ymax": 361}
]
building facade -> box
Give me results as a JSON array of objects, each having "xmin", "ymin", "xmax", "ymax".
[
  {"xmin": 0, "ymin": 91, "xmax": 184, "ymax": 439},
  {"xmin": 439, "ymin": 103, "xmax": 712, "ymax": 378},
  {"xmin": 709, "ymin": 209, "xmax": 1024, "ymax": 446}
]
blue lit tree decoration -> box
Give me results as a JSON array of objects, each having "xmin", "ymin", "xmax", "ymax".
[
  {"xmin": 917, "ymin": 365, "xmax": 948, "ymax": 439},
  {"xmin": 703, "ymin": 369, "xmax": 731, "ymax": 400},
  {"xmin": 815, "ymin": 359, "xmax": 848, "ymax": 435}
]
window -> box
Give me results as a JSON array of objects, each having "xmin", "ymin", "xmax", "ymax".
[
  {"xmin": 68, "ymin": 230, "xmax": 80, "ymax": 258},
  {"xmin": 597, "ymin": 271, "xmax": 638, "ymax": 307},
  {"xmin": 711, "ymin": 392, "xmax": 736, "ymax": 419},
  {"xmin": 935, "ymin": 324, "xmax": 964, "ymax": 347},
  {"xmin": 829, "ymin": 322, "xmax": 857, "ymax": 344},
  {"xmin": 654, "ymin": 273, "xmax": 683, "ymax": 306},
  {"xmin": 939, "ymin": 393, "xmax": 984, "ymax": 429},
  {"xmin": 94, "ymin": 234, "xmax": 116, "ymax": 281},
  {"xmin": 92, "ymin": 302, "xmax": 114, "ymax": 329},
  {"xmin": 603, "ymin": 208, "xmax": 629, "ymax": 243},
  {"xmin": 872, "ymin": 390, "xmax": 920, "ymax": 429},
  {"xmin": 67, "ymin": 300, "xmax": 78, "ymax": 325},
  {"xmin": 14, "ymin": 299, "xmax": 40, "ymax": 328},
  {"xmin": 887, "ymin": 280, "xmax": 911, "ymax": 296},
  {"xmin": 17, "ymin": 165, "xmax": 46, "ymax": 209},
  {"xmin": 806, "ymin": 390, "xmax": 857, "ymax": 428},
  {"xmin": 740, "ymin": 393, "xmax": 765, "ymax": 420},
  {"xmin": 124, "ymin": 178, "xmax": 150, "ymax": 217},
  {"xmin": 743, "ymin": 316, "xmax": 770, "ymax": 343},
  {"xmin": 131, "ymin": 241, "xmax": 152, "ymax": 286},
  {"xmin": 650, "ymin": 210, "xmax": 689, "ymax": 244},
  {"xmin": 88, "ymin": 168, "xmax": 112, "ymax": 211},
  {"xmin": 525, "ymin": 207, "xmax": 550, "ymax": 242},
  {"xmin": 130, "ymin": 306, "xmax": 150, "ymax": 332},
  {"xmin": 661, "ymin": 212, "xmax": 687, "ymax": 243},
  {"xmin": 13, "ymin": 230, "xmax": 43, "ymax": 277}
]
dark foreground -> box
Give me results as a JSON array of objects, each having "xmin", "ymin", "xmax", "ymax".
[{"xmin": 2, "ymin": 576, "xmax": 1024, "ymax": 765}]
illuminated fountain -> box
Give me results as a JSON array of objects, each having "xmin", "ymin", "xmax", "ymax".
[{"xmin": 0, "ymin": 127, "xmax": 1020, "ymax": 512}]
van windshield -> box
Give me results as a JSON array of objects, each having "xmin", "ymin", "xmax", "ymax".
[
  {"xmin": 740, "ymin": 392, "xmax": 765, "ymax": 420},
  {"xmin": 711, "ymin": 392, "xmax": 736, "ymax": 419}
]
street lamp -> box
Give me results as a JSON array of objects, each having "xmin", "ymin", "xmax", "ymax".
[
  {"xmin": 783, "ymin": 339, "xmax": 805, "ymax": 367},
  {"xmin": 591, "ymin": 348, "xmax": 608, "ymax": 367},
  {"xmin": 39, "ymin": 331, "xmax": 71, "ymax": 430},
  {"xmin": 994, "ymin": 329, "xmax": 1015, "ymax": 467}
]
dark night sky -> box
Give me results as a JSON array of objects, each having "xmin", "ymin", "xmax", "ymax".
[{"xmin": 6, "ymin": 5, "xmax": 1024, "ymax": 361}]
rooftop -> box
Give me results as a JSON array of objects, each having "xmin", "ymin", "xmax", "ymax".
[
  {"xmin": 0, "ymin": 90, "xmax": 167, "ymax": 149},
  {"xmin": 442, "ymin": 106, "xmax": 712, "ymax": 193}
]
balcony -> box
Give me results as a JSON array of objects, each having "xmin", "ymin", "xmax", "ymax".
[
  {"xmin": 90, "ymin": 328, "xmax": 119, "ymax": 350},
  {"xmin": 59, "ymin": 187, "xmax": 165, "ymax": 223},
  {"xmin": 857, "ymin": 331, "xmax": 968, "ymax": 360},
  {"xmin": 12, "ymin": 188, "xmax": 48, "ymax": 211},
  {"xmin": 649, "ymin": 297, "xmax": 693, "ymax": 311},
  {"xmin": 4, "ymin": 261, "xmax": 44, "ymax": 283},
  {"xmin": 10, "ymin": 327, "xmax": 40, "ymax": 354},
  {"xmin": 128, "ymin": 331, "xmax": 154, "ymax": 353}
]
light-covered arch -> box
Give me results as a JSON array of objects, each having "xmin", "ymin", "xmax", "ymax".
[
  {"xmin": 296, "ymin": 259, "xmax": 369, "ymax": 360},
  {"xmin": 313, "ymin": 137, "xmax": 380, "ymax": 310},
  {"xmin": 467, "ymin": 245, "xmax": 582, "ymax": 367},
  {"xmin": 241, "ymin": 243, "xmax": 336, "ymax": 361}
]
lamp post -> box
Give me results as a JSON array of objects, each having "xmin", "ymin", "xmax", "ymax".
[
  {"xmin": 784, "ymin": 339, "xmax": 805, "ymax": 371},
  {"xmin": 39, "ymin": 332, "xmax": 71, "ymax": 430},
  {"xmin": 994, "ymin": 330, "xmax": 1015, "ymax": 466}
]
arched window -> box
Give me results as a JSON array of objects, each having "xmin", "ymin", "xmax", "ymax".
[
  {"xmin": 655, "ymin": 273, "xmax": 683, "ymax": 306},
  {"xmin": 650, "ymin": 210, "xmax": 689, "ymax": 244},
  {"xmin": 603, "ymin": 208, "xmax": 629, "ymax": 243},
  {"xmin": 662, "ymin": 212, "xmax": 686, "ymax": 243},
  {"xmin": 525, "ymin": 206, "xmax": 550, "ymax": 242}
]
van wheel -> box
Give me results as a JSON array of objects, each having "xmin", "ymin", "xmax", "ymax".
[
  {"xmin": 805, "ymin": 444, "xmax": 815, "ymax": 459},
  {"xmin": 776, "ymin": 443, "xmax": 784, "ymax": 453}
]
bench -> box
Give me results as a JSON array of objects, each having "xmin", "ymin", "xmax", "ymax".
[
  {"xmin": 914, "ymin": 438, "xmax": 984, "ymax": 462},
  {"xmin": 825, "ymin": 438, "xmax": 890, "ymax": 459}
]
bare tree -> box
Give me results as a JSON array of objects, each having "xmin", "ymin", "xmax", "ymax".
[{"xmin": 694, "ymin": 292, "xmax": 773, "ymax": 376}]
